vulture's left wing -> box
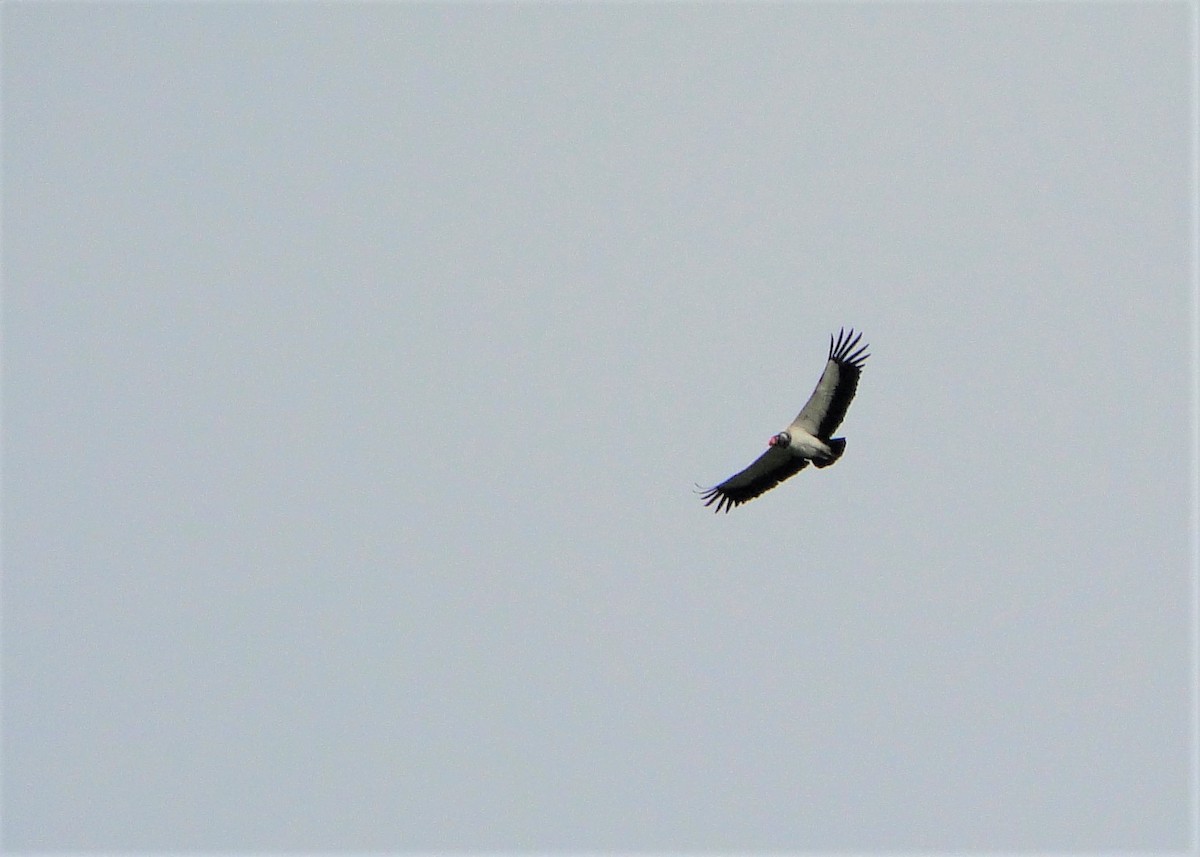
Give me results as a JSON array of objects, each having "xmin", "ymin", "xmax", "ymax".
[{"xmin": 699, "ymin": 446, "xmax": 809, "ymax": 513}]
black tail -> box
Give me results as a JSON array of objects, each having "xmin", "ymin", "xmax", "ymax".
[{"xmin": 813, "ymin": 437, "xmax": 846, "ymax": 468}]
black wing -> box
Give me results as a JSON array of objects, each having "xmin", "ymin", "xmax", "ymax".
[
  {"xmin": 699, "ymin": 446, "xmax": 809, "ymax": 513},
  {"xmin": 791, "ymin": 327, "xmax": 869, "ymax": 439}
]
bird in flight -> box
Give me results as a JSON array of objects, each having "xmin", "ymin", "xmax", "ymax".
[{"xmin": 699, "ymin": 328, "xmax": 869, "ymax": 512}]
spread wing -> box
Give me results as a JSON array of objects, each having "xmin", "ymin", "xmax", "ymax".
[
  {"xmin": 791, "ymin": 327, "xmax": 869, "ymax": 439},
  {"xmin": 698, "ymin": 446, "xmax": 809, "ymax": 513}
]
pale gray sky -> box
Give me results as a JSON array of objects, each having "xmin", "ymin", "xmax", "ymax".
[{"xmin": 3, "ymin": 2, "xmax": 1195, "ymax": 851}]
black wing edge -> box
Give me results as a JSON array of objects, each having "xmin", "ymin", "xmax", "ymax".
[
  {"xmin": 697, "ymin": 484, "xmax": 743, "ymax": 514},
  {"xmin": 695, "ymin": 458, "xmax": 808, "ymax": 514},
  {"xmin": 829, "ymin": 327, "xmax": 870, "ymax": 370}
]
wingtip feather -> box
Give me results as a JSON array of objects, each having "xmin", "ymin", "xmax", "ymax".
[{"xmin": 830, "ymin": 327, "xmax": 869, "ymax": 368}]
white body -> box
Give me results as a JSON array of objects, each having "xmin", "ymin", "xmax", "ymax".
[{"xmin": 782, "ymin": 427, "xmax": 832, "ymax": 460}]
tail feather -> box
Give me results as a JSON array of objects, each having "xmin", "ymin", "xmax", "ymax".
[{"xmin": 813, "ymin": 437, "xmax": 846, "ymax": 468}]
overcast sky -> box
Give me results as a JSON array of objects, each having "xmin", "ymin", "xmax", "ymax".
[{"xmin": 3, "ymin": 2, "xmax": 1195, "ymax": 852}]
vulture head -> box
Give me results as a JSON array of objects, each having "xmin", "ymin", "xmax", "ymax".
[{"xmin": 769, "ymin": 431, "xmax": 791, "ymax": 448}]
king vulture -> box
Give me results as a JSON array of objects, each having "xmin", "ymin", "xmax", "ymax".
[{"xmin": 699, "ymin": 328, "xmax": 869, "ymax": 513}]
